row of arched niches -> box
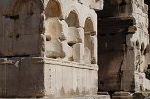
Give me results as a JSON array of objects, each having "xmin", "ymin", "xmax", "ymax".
[
  {"xmin": 0, "ymin": 0, "xmax": 97, "ymax": 64},
  {"xmin": 44, "ymin": 0, "xmax": 97, "ymax": 64}
]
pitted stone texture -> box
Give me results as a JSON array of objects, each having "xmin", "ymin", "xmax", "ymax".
[
  {"xmin": 0, "ymin": 58, "xmax": 20, "ymax": 97},
  {"xmin": 45, "ymin": 38, "xmax": 64, "ymax": 58},
  {"xmin": 91, "ymin": 36, "xmax": 97, "ymax": 64},
  {"xmin": 133, "ymin": 92, "xmax": 149, "ymax": 99},
  {"xmin": 13, "ymin": 34, "xmax": 43, "ymax": 56},
  {"xmin": 67, "ymin": 27, "xmax": 82, "ymax": 45},
  {"xmin": 0, "ymin": 0, "xmax": 43, "ymax": 17},
  {"xmin": 0, "ymin": 57, "xmax": 45, "ymax": 98},
  {"xmin": 112, "ymin": 92, "xmax": 133, "ymax": 99},
  {"xmin": 79, "ymin": 0, "xmax": 103, "ymax": 10},
  {"xmin": 83, "ymin": 47, "xmax": 91, "ymax": 64},
  {"xmin": 19, "ymin": 57, "xmax": 45, "ymax": 97},
  {"xmin": 72, "ymin": 43, "xmax": 84, "ymax": 63},
  {"xmin": 62, "ymin": 41, "xmax": 73, "ymax": 61},
  {"xmin": 42, "ymin": 95, "xmax": 110, "ymax": 99},
  {"xmin": 44, "ymin": 58, "xmax": 98, "ymax": 97},
  {"xmin": 45, "ymin": 18, "xmax": 66, "ymax": 40},
  {"xmin": 0, "ymin": 57, "xmax": 98, "ymax": 98}
]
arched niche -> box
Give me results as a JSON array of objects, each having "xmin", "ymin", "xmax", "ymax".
[
  {"xmin": 66, "ymin": 10, "xmax": 82, "ymax": 62},
  {"xmin": 84, "ymin": 17, "xmax": 95, "ymax": 64},
  {"xmin": 84, "ymin": 17, "xmax": 94, "ymax": 34},
  {"xmin": 66, "ymin": 10, "xmax": 80, "ymax": 45},
  {"xmin": 45, "ymin": 0, "xmax": 62, "ymax": 18},
  {"xmin": 66, "ymin": 11, "xmax": 79, "ymax": 28},
  {"xmin": 44, "ymin": 0, "xmax": 64, "ymax": 59},
  {"xmin": 44, "ymin": 0, "xmax": 63, "ymax": 39}
]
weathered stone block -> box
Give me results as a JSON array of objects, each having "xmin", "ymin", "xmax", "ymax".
[
  {"xmin": 45, "ymin": 18, "xmax": 65, "ymax": 40},
  {"xmin": 61, "ymin": 41, "xmax": 73, "ymax": 61},
  {"xmin": 133, "ymin": 92, "xmax": 148, "ymax": 99},
  {"xmin": 67, "ymin": 27, "xmax": 81, "ymax": 45},
  {"xmin": 18, "ymin": 14, "xmax": 41, "ymax": 35},
  {"xmin": 112, "ymin": 92, "xmax": 133, "ymax": 99},
  {"xmin": 121, "ymin": 70, "xmax": 134, "ymax": 91},
  {"xmin": 5, "ymin": 58, "xmax": 20, "ymax": 97},
  {"xmin": 2, "ymin": 37, "xmax": 13, "ymax": 56},
  {"xmin": 83, "ymin": 47, "xmax": 91, "ymax": 64},
  {"xmin": 79, "ymin": 0, "xmax": 103, "ymax": 10},
  {"xmin": 62, "ymin": 66, "xmax": 73, "ymax": 96},
  {"xmin": 13, "ymin": 34, "xmax": 43, "ymax": 56},
  {"xmin": 1, "ymin": 0, "xmax": 15, "ymax": 15},
  {"xmin": 72, "ymin": 43, "xmax": 84, "ymax": 63},
  {"xmin": 91, "ymin": 36, "xmax": 97, "ymax": 64},
  {"xmin": 91, "ymin": 95, "xmax": 111, "ymax": 99},
  {"xmin": 44, "ymin": 62, "xmax": 56, "ymax": 97},
  {"xmin": 55, "ymin": 65, "xmax": 63, "ymax": 96},
  {"xmin": 77, "ymin": 28, "xmax": 84, "ymax": 44},
  {"xmin": 73, "ymin": 68, "xmax": 78, "ymax": 95},
  {"xmin": 19, "ymin": 57, "xmax": 45, "ymax": 97},
  {"xmin": 3, "ymin": 17, "xmax": 14, "ymax": 37},
  {"xmin": 0, "ymin": 58, "xmax": 20, "ymax": 97},
  {"xmin": 0, "ymin": 58, "xmax": 7, "ymax": 97},
  {"xmin": 45, "ymin": 38, "xmax": 64, "ymax": 58},
  {"xmin": 59, "ymin": 20, "xmax": 68, "ymax": 41},
  {"xmin": 90, "ymin": 0, "xmax": 104, "ymax": 10}
]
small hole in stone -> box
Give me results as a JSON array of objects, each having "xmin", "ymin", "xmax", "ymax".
[
  {"xmin": 5, "ymin": 15, "xmax": 19, "ymax": 20},
  {"xmin": 46, "ymin": 36, "xmax": 51, "ymax": 41},
  {"xmin": 68, "ymin": 43, "xmax": 74, "ymax": 47},
  {"xmin": 16, "ymin": 34, "xmax": 20, "ymax": 39},
  {"xmin": 136, "ymin": 41, "xmax": 139, "ymax": 47},
  {"xmin": 46, "ymin": 38, "xmax": 50, "ymax": 41}
]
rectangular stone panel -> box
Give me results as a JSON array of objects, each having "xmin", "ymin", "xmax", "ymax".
[
  {"xmin": 3, "ymin": 17, "xmax": 14, "ymax": 37},
  {"xmin": 55, "ymin": 65, "xmax": 63, "ymax": 96},
  {"xmin": 2, "ymin": 37, "xmax": 13, "ymax": 56},
  {"xmin": 19, "ymin": 57, "xmax": 45, "ymax": 97},
  {"xmin": 6, "ymin": 58, "xmax": 20, "ymax": 97},
  {"xmin": 13, "ymin": 34, "xmax": 43, "ymax": 56},
  {"xmin": 44, "ymin": 63, "xmax": 56, "ymax": 97},
  {"xmin": 121, "ymin": 70, "xmax": 134, "ymax": 91},
  {"xmin": 0, "ymin": 58, "xmax": 20, "ymax": 97},
  {"xmin": 73, "ymin": 68, "xmax": 78, "ymax": 95},
  {"xmin": 0, "ymin": 58, "xmax": 7, "ymax": 97},
  {"xmin": 62, "ymin": 66, "xmax": 73, "ymax": 96}
]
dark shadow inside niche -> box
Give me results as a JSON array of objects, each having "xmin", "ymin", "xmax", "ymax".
[
  {"xmin": 119, "ymin": 0, "xmax": 127, "ymax": 13},
  {"xmin": 66, "ymin": 11, "xmax": 79, "ymax": 28},
  {"xmin": 84, "ymin": 18, "xmax": 95, "ymax": 64},
  {"xmin": 45, "ymin": 0, "xmax": 61, "ymax": 18},
  {"xmin": 119, "ymin": 0, "xmax": 127, "ymax": 6},
  {"xmin": 141, "ymin": 43, "xmax": 145, "ymax": 54}
]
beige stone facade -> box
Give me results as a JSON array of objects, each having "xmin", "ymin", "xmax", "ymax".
[
  {"xmin": 0, "ymin": 0, "xmax": 103, "ymax": 98},
  {"xmin": 1, "ymin": 0, "xmax": 150, "ymax": 98}
]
